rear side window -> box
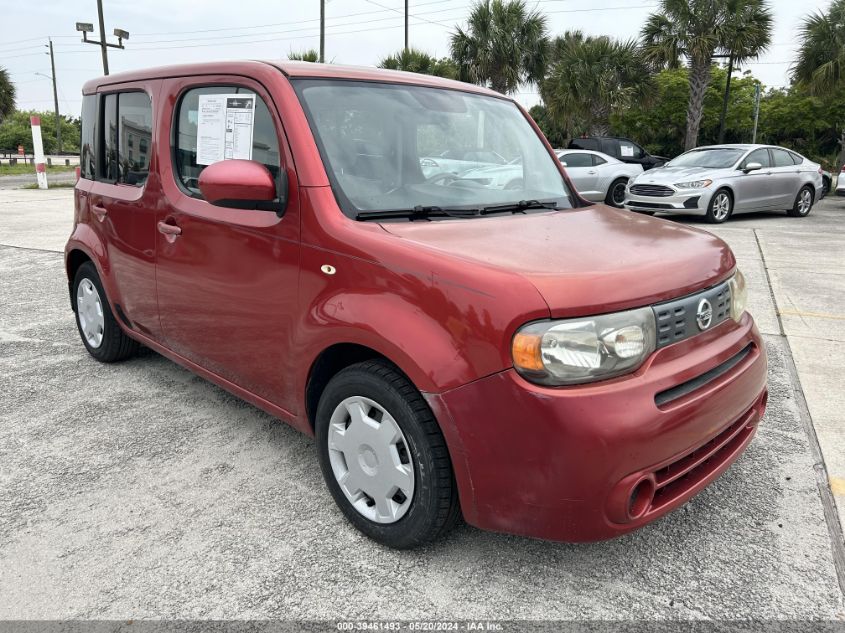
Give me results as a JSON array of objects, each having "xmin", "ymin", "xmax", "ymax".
[
  {"xmin": 99, "ymin": 91, "xmax": 153, "ymax": 186},
  {"xmin": 600, "ymin": 139, "xmax": 619, "ymax": 157},
  {"xmin": 788, "ymin": 151, "xmax": 804, "ymax": 165},
  {"xmin": 592, "ymin": 155, "xmax": 607, "ymax": 166},
  {"xmin": 80, "ymin": 95, "xmax": 97, "ymax": 180},
  {"xmin": 174, "ymin": 85, "xmax": 281, "ymax": 196},
  {"xmin": 771, "ymin": 148, "xmax": 795, "ymax": 168},
  {"xmin": 560, "ymin": 153, "xmax": 592, "ymax": 168}
]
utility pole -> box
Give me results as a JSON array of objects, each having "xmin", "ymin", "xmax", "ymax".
[
  {"xmin": 320, "ymin": 0, "xmax": 325, "ymax": 63},
  {"xmin": 75, "ymin": 2, "xmax": 129, "ymax": 77},
  {"xmin": 404, "ymin": 0, "xmax": 409, "ymax": 53},
  {"xmin": 47, "ymin": 39, "xmax": 61, "ymax": 154}
]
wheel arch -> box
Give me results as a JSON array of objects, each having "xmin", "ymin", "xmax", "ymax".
[{"xmin": 304, "ymin": 342, "xmax": 395, "ymax": 432}]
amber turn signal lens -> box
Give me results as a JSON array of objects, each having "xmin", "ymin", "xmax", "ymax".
[{"xmin": 512, "ymin": 332, "xmax": 544, "ymax": 371}]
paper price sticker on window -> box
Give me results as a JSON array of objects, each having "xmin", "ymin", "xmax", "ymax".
[
  {"xmin": 620, "ymin": 144, "xmax": 635, "ymax": 157},
  {"xmin": 196, "ymin": 94, "xmax": 256, "ymax": 165}
]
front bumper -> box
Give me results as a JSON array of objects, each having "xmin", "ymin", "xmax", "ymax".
[
  {"xmin": 624, "ymin": 188, "xmax": 714, "ymax": 215},
  {"xmin": 427, "ymin": 313, "xmax": 767, "ymax": 542}
]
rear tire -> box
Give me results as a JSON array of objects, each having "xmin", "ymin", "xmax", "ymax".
[
  {"xmin": 605, "ymin": 178, "xmax": 628, "ymax": 208},
  {"xmin": 706, "ymin": 189, "xmax": 733, "ymax": 224},
  {"xmin": 787, "ymin": 185, "xmax": 814, "ymax": 217},
  {"xmin": 73, "ymin": 261, "xmax": 139, "ymax": 362},
  {"xmin": 315, "ymin": 360, "xmax": 460, "ymax": 549}
]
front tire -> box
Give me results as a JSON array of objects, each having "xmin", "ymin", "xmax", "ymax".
[
  {"xmin": 605, "ymin": 178, "xmax": 628, "ymax": 208},
  {"xmin": 73, "ymin": 261, "xmax": 138, "ymax": 362},
  {"xmin": 787, "ymin": 185, "xmax": 814, "ymax": 217},
  {"xmin": 315, "ymin": 360, "xmax": 460, "ymax": 549},
  {"xmin": 706, "ymin": 189, "xmax": 733, "ymax": 224}
]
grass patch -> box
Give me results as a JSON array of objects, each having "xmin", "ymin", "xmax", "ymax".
[
  {"xmin": 0, "ymin": 162, "xmax": 76, "ymax": 176},
  {"xmin": 21, "ymin": 181, "xmax": 77, "ymax": 189}
]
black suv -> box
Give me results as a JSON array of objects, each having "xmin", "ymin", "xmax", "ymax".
[{"xmin": 568, "ymin": 136, "xmax": 667, "ymax": 171}]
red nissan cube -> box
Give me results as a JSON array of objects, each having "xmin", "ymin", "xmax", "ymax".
[{"xmin": 66, "ymin": 61, "xmax": 768, "ymax": 548}]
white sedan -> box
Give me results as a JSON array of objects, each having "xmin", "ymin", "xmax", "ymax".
[{"xmin": 556, "ymin": 149, "xmax": 644, "ymax": 208}]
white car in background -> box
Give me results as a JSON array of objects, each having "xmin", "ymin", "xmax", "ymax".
[{"xmin": 555, "ymin": 149, "xmax": 644, "ymax": 207}]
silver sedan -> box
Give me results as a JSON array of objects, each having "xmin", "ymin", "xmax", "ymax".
[
  {"xmin": 624, "ymin": 144, "xmax": 824, "ymax": 224},
  {"xmin": 555, "ymin": 149, "xmax": 643, "ymax": 207}
]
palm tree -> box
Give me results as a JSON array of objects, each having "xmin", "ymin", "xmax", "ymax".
[
  {"xmin": 288, "ymin": 49, "xmax": 320, "ymax": 62},
  {"xmin": 379, "ymin": 49, "xmax": 457, "ymax": 79},
  {"xmin": 642, "ymin": 0, "xmax": 772, "ymax": 150},
  {"xmin": 793, "ymin": 0, "xmax": 845, "ymax": 95},
  {"xmin": 541, "ymin": 31, "xmax": 653, "ymax": 136},
  {"xmin": 0, "ymin": 67, "xmax": 15, "ymax": 123},
  {"xmin": 450, "ymin": 0, "xmax": 548, "ymax": 95}
]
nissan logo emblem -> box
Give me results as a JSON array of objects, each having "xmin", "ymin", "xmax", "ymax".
[{"xmin": 697, "ymin": 298, "xmax": 713, "ymax": 331}]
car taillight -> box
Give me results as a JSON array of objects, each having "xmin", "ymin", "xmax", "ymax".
[{"xmin": 75, "ymin": 166, "xmax": 81, "ymax": 182}]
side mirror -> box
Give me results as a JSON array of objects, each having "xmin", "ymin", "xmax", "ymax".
[
  {"xmin": 198, "ymin": 159, "xmax": 286, "ymax": 215},
  {"xmin": 560, "ymin": 161, "xmax": 568, "ymax": 167},
  {"xmin": 743, "ymin": 162, "xmax": 763, "ymax": 173}
]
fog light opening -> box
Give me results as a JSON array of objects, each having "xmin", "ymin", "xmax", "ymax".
[{"xmin": 628, "ymin": 477, "xmax": 655, "ymax": 520}]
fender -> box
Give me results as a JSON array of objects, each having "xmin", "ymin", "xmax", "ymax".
[{"xmin": 64, "ymin": 223, "xmax": 125, "ymax": 315}]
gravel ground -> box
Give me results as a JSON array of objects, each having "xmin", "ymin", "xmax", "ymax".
[{"xmin": 0, "ymin": 243, "xmax": 843, "ymax": 620}]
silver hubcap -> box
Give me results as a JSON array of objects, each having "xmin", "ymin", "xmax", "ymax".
[
  {"xmin": 798, "ymin": 189, "xmax": 812, "ymax": 214},
  {"xmin": 76, "ymin": 278, "xmax": 105, "ymax": 348},
  {"xmin": 713, "ymin": 193, "xmax": 731, "ymax": 221},
  {"xmin": 328, "ymin": 396, "xmax": 415, "ymax": 524}
]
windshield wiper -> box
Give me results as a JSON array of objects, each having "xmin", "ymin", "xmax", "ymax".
[
  {"xmin": 479, "ymin": 199, "xmax": 561, "ymax": 215},
  {"xmin": 356, "ymin": 205, "xmax": 481, "ymax": 221}
]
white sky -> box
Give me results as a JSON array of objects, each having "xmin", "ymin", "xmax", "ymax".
[{"xmin": 2, "ymin": 0, "xmax": 832, "ymax": 118}]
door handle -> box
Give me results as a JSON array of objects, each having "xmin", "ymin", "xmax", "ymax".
[
  {"xmin": 157, "ymin": 220, "xmax": 182, "ymax": 243},
  {"xmin": 587, "ymin": 170, "xmax": 597, "ymax": 175},
  {"xmin": 91, "ymin": 204, "xmax": 107, "ymax": 222}
]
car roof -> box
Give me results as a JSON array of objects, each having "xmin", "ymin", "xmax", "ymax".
[{"xmin": 82, "ymin": 60, "xmax": 502, "ymax": 98}]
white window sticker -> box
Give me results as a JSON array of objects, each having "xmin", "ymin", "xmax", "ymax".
[
  {"xmin": 196, "ymin": 94, "xmax": 256, "ymax": 165},
  {"xmin": 620, "ymin": 144, "xmax": 635, "ymax": 157}
]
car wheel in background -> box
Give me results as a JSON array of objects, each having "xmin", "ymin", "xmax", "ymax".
[
  {"xmin": 605, "ymin": 178, "xmax": 628, "ymax": 208},
  {"xmin": 315, "ymin": 360, "xmax": 460, "ymax": 549},
  {"xmin": 706, "ymin": 189, "xmax": 733, "ymax": 224},
  {"xmin": 788, "ymin": 185, "xmax": 814, "ymax": 217},
  {"xmin": 73, "ymin": 261, "xmax": 139, "ymax": 362}
]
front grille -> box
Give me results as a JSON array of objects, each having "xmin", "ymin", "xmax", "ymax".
[
  {"xmin": 630, "ymin": 184, "xmax": 675, "ymax": 197},
  {"xmin": 653, "ymin": 282, "xmax": 732, "ymax": 348}
]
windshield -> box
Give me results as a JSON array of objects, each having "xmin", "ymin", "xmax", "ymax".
[
  {"xmin": 293, "ymin": 79, "xmax": 573, "ymax": 218},
  {"xmin": 667, "ymin": 148, "xmax": 745, "ymax": 169}
]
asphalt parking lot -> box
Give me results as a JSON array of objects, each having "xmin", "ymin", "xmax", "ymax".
[{"xmin": 1, "ymin": 189, "xmax": 844, "ymax": 620}]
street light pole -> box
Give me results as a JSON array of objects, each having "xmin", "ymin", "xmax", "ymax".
[
  {"xmin": 96, "ymin": 0, "xmax": 109, "ymax": 75},
  {"xmin": 405, "ymin": 0, "xmax": 409, "ymax": 53},
  {"xmin": 75, "ymin": 6, "xmax": 128, "ymax": 77},
  {"xmin": 47, "ymin": 39, "xmax": 61, "ymax": 154}
]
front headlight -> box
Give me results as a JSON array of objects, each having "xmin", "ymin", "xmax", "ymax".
[
  {"xmin": 674, "ymin": 179, "xmax": 713, "ymax": 189},
  {"xmin": 512, "ymin": 307, "xmax": 657, "ymax": 386},
  {"xmin": 729, "ymin": 269, "xmax": 748, "ymax": 321}
]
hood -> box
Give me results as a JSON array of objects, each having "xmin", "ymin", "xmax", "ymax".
[
  {"xmin": 635, "ymin": 166, "xmax": 735, "ymax": 183},
  {"xmin": 379, "ymin": 206, "xmax": 735, "ymax": 317}
]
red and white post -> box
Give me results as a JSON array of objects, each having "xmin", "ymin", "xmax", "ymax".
[{"xmin": 30, "ymin": 115, "xmax": 48, "ymax": 190}]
